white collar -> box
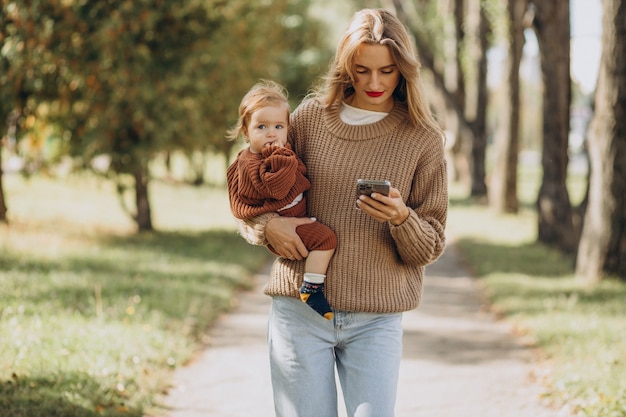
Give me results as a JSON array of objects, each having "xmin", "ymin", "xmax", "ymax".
[{"xmin": 340, "ymin": 102, "xmax": 389, "ymax": 125}]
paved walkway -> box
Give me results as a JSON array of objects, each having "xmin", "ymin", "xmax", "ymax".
[{"xmin": 161, "ymin": 243, "xmax": 571, "ymax": 417}]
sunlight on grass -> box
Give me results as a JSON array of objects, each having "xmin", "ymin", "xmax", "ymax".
[
  {"xmin": 4, "ymin": 168, "xmax": 623, "ymax": 417},
  {"xmin": 449, "ymin": 181, "xmax": 626, "ymax": 417},
  {"xmin": 0, "ymin": 173, "xmax": 270, "ymax": 417},
  {"xmin": 3, "ymin": 172, "xmax": 237, "ymax": 233}
]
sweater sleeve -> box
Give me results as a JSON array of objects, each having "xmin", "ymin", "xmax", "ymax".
[
  {"xmin": 232, "ymin": 146, "xmax": 305, "ymax": 247},
  {"xmin": 235, "ymin": 212, "xmax": 280, "ymax": 246},
  {"xmin": 253, "ymin": 146, "xmax": 300, "ymax": 200},
  {"xmin": 390, "ymin": 137, "xmax": 448, "ymax": 266}
]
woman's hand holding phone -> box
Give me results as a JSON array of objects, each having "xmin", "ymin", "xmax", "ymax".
[{"xmin": 356, "ymin": 184, "xmax": 410, "ymax": 225}]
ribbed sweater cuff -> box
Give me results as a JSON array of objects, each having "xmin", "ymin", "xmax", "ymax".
[{"xmin": 389, "ymin": 210, "xmax": 445, "ymax": 265}]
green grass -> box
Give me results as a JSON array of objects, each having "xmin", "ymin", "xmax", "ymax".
[
  {"xmin": 3, "ymin": 168, "xmax": 625, "ymax": 417},
  {"xmin": 449, "ymin": 182, "xmax": 626, "ymax": 417},
  {"xmin": 0, "ymin": 173, "xmax": 270, "ymax": 417}
]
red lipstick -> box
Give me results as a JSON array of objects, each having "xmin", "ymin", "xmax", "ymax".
[{"xmin": 366, "ymin": 91, "xmax": 384, "ymax": 97}]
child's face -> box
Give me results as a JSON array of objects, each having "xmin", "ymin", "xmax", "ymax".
[{"xmin": 245, "ymin": 105, "xmax": 289, "ymax": 153}]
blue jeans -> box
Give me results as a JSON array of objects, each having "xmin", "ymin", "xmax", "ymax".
[{"xmin": 268, "ymin": 296, "xmax": 403, "ymax": 417}]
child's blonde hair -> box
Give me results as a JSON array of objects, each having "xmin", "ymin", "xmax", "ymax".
[{"xmin": 226, "ymin": 80, "xmax": 290, "ymax": 142}]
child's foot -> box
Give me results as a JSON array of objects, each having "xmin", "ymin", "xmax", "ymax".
[{"xmin": 299, "ymin": 280, "xmax": 333, "ymax": 320}]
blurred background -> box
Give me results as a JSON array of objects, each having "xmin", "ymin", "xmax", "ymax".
[
  {"xmin": 2, "ymin": 0, "xmax": 619, "ymax": 273},
  {"xmin": 1, "ymin": 1, "xmax": 625, "ymax": 416}
]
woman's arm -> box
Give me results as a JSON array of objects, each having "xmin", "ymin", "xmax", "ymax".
[
  {"xmin": 236, "ymin": 213, "xmax": 315, "ymax": 260},
  {"xmin": 265, "ymin": 216, "xmax": 313, "ymax": 260},
  {"xmin": 390, "ymin": 157, "xmax": 448, "ymax": 266}
]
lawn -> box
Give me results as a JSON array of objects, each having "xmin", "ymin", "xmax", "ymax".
[
  {"xmin": 2, "ymin": 169, "xmax": 624, "ymax": 417},
  {"xmin": 0, "ymin": 173, "xmax": 270, "ymax": 417},
  {"xmin": 448, "ymin": 178, "xmax": 626, "ymax": 417}
]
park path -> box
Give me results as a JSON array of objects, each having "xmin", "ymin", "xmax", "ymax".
[{"xmin": 160, "ymin": 241, "xmax": 571, "ymax": 417}]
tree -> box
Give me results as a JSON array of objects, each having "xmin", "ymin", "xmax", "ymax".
[
  {"xmin": 392, "ymin": 0, "xmax": 492, "ymax": 199},
  {"xmin": 489, "ymin": 0, "xmax": 528, "ymax": 213},
  {"xmin": 1, "ymin": 0, "xmax": 74, "ymax": 223},
  {"xmin": 1, "ymin": 0, "xmax": 331, "ymax": 230},
  {"xmin": 530, "ymin": 0, "xmax": 576, "ymax": 252},
  {"xmin": 52, "ymin": 0, "xmax": 228, "ymax": 231},
  {"xmin": 0, "ymin": 1, "xmax": 222, "ymax": 229},
  {"xmin": 467, "ymin": 0, "xmax": 490, "ymax": 197},
  {"xmin": 0, "ymin": 3, "xmax": 7, "ymax": 223},
  {"xmin": 446, "ymin": 0, "xmax": 471, "ymax": 188},
  {"xmin": 576, "ymin": 0, "xmax": 626, "ymax": 282},
  {"xmin": 0, "ymin": 144, "xmax": 5, "ymax": 223},
  {"xmin": 197, "ymin": 0, "xmax": 332, "ymax": 167}
]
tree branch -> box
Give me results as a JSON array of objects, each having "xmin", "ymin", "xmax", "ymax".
[{"xmin": 391, "ymin": 0, "xmax": 473, "ymax": 134}]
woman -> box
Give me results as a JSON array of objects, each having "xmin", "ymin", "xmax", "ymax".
[{"xmin": 237, "ymin": 8, "xmax": 448, "ymax": 417}]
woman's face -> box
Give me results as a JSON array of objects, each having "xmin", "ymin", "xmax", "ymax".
[{"xmin": 348, "ymin": 43, "xmax": 400, "ymax": 113}]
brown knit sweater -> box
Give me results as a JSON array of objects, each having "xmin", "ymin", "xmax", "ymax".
[
  {"xmin": 237, "ymin": 99, "xmax": 448, "ymax": 313},
  {"xmin": 227, "ymin": 144, "xmax": 310, "ymax": 220}
]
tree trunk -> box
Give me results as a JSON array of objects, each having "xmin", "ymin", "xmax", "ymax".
[
  {"xmin": 134, "ymin": 161, "xmax": 153, "ymax": 232},
  {"xmin": 469, "ymin": 1, "xmax": 489, "ymax": 197},
  {"xmin": 489, "ymin": 0, "xmax": 526, "ymax": 213},
  {"xmin": 453, "ymin": 0, "xmax": 466, "ymax": 106},
  {"xmin": 0, "ymin": 143, "xmax": 7, "ymax": 223},
  {"xmin": 532, "ymin": 0, "xmax": 575, "ymax": 253},
  {"xmin": 392, "ymin": 0, "xmax": 478, "ymax": 187},
  {"xmin": 446, "ymin": 0, "xmax": 472, "ymax": 188},
  {"xmin": 190, "ymin": 150, "xmax": 206, "ymax": 186},
  {"xmin": 576, "ymin": 0, "xmax": 626, "ymax": 282}
]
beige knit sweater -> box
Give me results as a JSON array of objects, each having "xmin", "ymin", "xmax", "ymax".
[{"xmin": 238, "ymin": 99, "xmax": 448, "ymax": 313}]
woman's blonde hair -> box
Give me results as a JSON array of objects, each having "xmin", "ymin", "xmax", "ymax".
[
  {"xmin": 313, "ymin": 8, "xmax": 439, "ymax": 130},
  {"xmin": 226, "ymin": 80, "xmax": 290, "ymax": 142}
]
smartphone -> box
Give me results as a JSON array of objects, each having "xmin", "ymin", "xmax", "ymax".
[{"xmin": 356, "ymin": 179, "xmax": 391, "ymax": 197}]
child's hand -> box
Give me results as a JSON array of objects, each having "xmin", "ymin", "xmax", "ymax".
[
  {"xmin": 264, "ymin": 139, "xmax": 285, "ymax": 148},
  {"xmin": 260, "ymin": 143, "xmax": 293, "ymax": 159}
]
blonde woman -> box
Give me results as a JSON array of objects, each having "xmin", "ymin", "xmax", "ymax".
[{"xmin": 237, "ymin": 9, "xmax": 448, "ymax": 417}]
